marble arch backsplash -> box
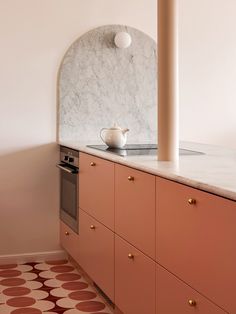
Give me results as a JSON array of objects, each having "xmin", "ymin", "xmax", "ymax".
[{"xmin": 58, "ymin": 25, "xmax": 157, "ymax": 144}]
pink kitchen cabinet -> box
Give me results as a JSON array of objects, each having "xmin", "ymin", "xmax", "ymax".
[
  {"xmin": 115, "ymin": 235, "xmax": 156, "ymax": 314},
  {"xmin": 156, "ymin": 176, "xmax": 236, "ymax": 313},
  {"xmin": 79, "ymin": 152, "xmax": 115, "ymax": 230},
  {"xmin": 156, "ymin": 264, "xmax": 227, "ymax": 314},
  {"xmin": 60, "ymin": 149, "xmax": 236, "ymax": 314},
  {"xmin": 115, "ymin": 164, "xmax": 156, "ymax": 259},
  {"xmin": 60, "ymin": 221, "xmax": 79, "ymax": 263},
  {"xmin": 78, "ymin": 209, "xmax": 114, "ymax": 301}
]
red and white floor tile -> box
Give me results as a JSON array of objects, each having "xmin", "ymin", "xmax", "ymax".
[{"xmin": 0, "ymin": 260, "xmax": 112, "ymax": 314}]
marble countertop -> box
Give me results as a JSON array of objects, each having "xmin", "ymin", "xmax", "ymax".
[{"xmin": 59, "ymin": 140, "xmax": 236, "ymax": 202}]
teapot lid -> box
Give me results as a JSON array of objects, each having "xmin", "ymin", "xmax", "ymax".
[{"xmin": 109, "ymin": 123, "xmax": 122, "ymax": 130}]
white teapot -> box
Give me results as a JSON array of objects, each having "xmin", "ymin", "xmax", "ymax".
[{"xmin": 100, "ymin": 124, "xmax": 129, "ymax": 148}]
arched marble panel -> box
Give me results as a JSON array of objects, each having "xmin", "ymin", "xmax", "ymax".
[{"xmin": 58, "ymin": 25, "xmax": 157, "ymax": 144}]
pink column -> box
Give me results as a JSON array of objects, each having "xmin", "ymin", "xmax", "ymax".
[{"xmin": 158, "ymin": 0, "xmax": 179, "ymax": 161}]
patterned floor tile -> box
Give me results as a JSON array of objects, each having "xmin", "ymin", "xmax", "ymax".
[{"xmin": 0, "ymin": 260, "xmax": 112, "ymax": 313}]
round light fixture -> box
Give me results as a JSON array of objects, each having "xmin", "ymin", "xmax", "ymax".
[{"xmin": 114, "ymin": 32, "xmax": 132, "ymax": 49}]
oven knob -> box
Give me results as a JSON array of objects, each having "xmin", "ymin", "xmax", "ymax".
[
  {"xmin": 64, "ymin": 156, "xmax": 69, "ymax": 161},
  {"xmin": 69, "ymin": 157, "xmax": 74, "ymax": 163}
]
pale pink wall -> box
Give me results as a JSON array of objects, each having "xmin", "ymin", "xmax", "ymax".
[
  {"xmin": 179, "ymin": 0, "xmax": 236, "ymax": 148},
  {"xmin": 0, "ymin": 0, "xmax": 156, "ymax": 256}
]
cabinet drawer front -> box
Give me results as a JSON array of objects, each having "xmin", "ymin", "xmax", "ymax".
[
  {"xmin": 78, "ymin": 210, "xmax": 114, "ymax": 301},
  {"xmin": 60, "ymin": 221, "xmax": 79, "ymax": 262},
  {"xmin": 79, "ymin": 152, "xmax": 114, "ymax": 230},
  {"xmin": 157, "ymin": 264, "xmax": 227, "ymax": 314},
  {"xmin": 156, "ymin": 176, "xmax": 236, "ymax": 313},
  {"xmin": 115, "ymin": 164, "xmax": 155, "ymax": 259},
  {"xmin": 115, "ymin": 236, "xmax": 155, "ymax": 314}
]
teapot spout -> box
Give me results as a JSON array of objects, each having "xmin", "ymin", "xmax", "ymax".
[{"xmin": 122, "ymin": 128, "xmax": 129, "ymax": 135}]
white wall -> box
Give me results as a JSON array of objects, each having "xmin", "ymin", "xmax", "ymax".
[
  {"xmin": 179, "ymin": 0, "xmax": 236, "ymax": 148},
  {"xmin": 0, "ymin": 0, "xmax": 157, "ymax": 256}
]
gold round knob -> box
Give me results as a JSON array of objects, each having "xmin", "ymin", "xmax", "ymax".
[
  {"xmin": 188, "ymin": 299, "xmax": 196, "ymax": 307},
  {"xmin": 90, "ymin": 225, "xmax": 96, "ymax": 230},
  {"xmin": 65, "ymin": 231, "xmax": 69, "ymax": 236},
  {"xmin": 128, "ymin": 176, "xmax": 134, "ymax": 181},
  {"xmin": 128, "ymin": 253, "xmax": 134, "ymax": 259},
  {"xmin": 188, "ymin": 198, "xmax": 196, "ymax": 205},
  {"xmin": 90, "ymin": 162, "xmax": 96, "ymax": 166}
]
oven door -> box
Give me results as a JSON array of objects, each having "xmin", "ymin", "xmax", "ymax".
[{"xmin": 57, "ymin": 163, "xmax": 79, "ymax": 233}]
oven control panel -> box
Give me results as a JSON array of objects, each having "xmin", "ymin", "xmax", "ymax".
[{"xmin": 60, "ymin": 146, "xmax": 79, "ymax": 168}]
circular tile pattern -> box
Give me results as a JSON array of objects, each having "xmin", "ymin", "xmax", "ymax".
[
  {"xmin": 56, "ymin": 273, "xmax": 81, "ymax": 282},
  {"xmin": 0, "ymin": 261, "xmax": 108, "ymax": 314},
  {"xmin": 32, "ymin": 300, "xmax": 55, "ymax": 311},
  {"xmin": 34, "ymin": 263, "xmax": 50, "ymax": 271},
  {"xmin": 56, "ymin": 297, "xmax": 78, "ymax": 309},
  {"xmin": 20, "ymin": 273, "xmax": 37, "ymax": 281},
  {"xmin": 0, "ymin": 278, "xmax": 26, "ymax": 287},
  {"xmin": 38, "ymin": 271, "xmax": 57, "ymax": 279},
  {"xmin": 43, "ymin": 279, "xmax": 62, "ymax": 288},
  {"xmin": 76, "ymin": 301, "xmax": 106, "ymax": 312},
  {"xmin": 7, "ymin": 296, "xmax": 36, "ymax": 307},
  {"xmin": 3, "ymin": 287, "xmax": 31, "ymax": 297},
  {"xmin": 24, "ymin": 281, "xmax": 43, "ymax": 290},
  {"xmin": 0, "ymin": 264, "xmax": 17, "ymax": 270},
  {"xmin": 50, "ymin": 265, "xmax": 74, "ymax": 273},
  {"xmin": 62, "ymin": 281, "xmax": 88, "ymax": 291},
  {"xmin": 11, "ymin": 308, "xmax": 42, "ymax": 314},
  {"xmin": 16, "ymin": 265, "xmax": 33, "ymax": 272},
  {"xmin": 29, "ymin": 290, "xmax": 49, "ymax": 300},
  {"xmin": 0, "ymin": 270, "xmax": 21, "ymax": 278},
  {"xmin": 69, "ymin": 290, "xmax": 96, "ymax": 301},
  {"xmin": 50, "ymin": 287, "xmax": 69, "ymax": 298}
]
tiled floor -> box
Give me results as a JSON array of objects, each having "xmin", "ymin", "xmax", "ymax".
[{"xmin": 0, "ymin": 260, "xmax": 112, "ymax": 314}]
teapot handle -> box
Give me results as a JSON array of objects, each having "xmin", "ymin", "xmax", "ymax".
[{"xmin": 100, "ymin": 128, "xmax": 108, "ymax": 143}]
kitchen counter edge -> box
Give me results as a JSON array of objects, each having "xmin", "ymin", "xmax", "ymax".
[{"xmin": 59, "ymin": 140, "xmax": 236, "ymax": 202}]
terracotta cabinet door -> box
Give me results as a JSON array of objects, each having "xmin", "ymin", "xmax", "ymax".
[
  {"xmin": 115, "ymin": 235, "xmax": 155, "ymax": 314},
  {"xmin": 115, "ymin": 164, "xmax": 155, "ymax": 259},
  {"xmin": 156, "ymin": 176, "xmax": 236, "ymax": 313},
  {"xmin": 79, "ymin": 152, "xmax": 114, "ymax": 230},
  {"xmin": 78, "ymin": 209, "xmax": 114, "ymax": 301},
  {"xmin": 156, "ymin": 264, "xmax": 227, "ymax": 314},
  {"xmin": 60, "ymin": 221, "xmax": 79, "ymax": 263}
]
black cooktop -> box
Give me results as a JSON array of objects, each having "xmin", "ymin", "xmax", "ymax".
[{"xmin": 87, "ymin": 144, "xmax": 204, "ymax": 157}]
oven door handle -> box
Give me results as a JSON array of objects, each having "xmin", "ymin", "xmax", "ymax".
[{"xmin": 56, "ymin": 164, "xmax": 78, "ymax": 174}]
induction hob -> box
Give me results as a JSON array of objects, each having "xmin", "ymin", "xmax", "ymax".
[{"xmin": 87, "ymin": 144, "xmax": 204, "ymax": 157}]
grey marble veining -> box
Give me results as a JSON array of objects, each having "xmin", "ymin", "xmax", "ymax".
[{"xmin": 58, "ymin": 25, "xmax": 157, "ymax": 143}]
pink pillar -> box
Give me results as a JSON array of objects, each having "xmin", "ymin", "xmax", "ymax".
[{"xmin": 158, "ymin": 0, "xmax": 179, "ymax": 161}]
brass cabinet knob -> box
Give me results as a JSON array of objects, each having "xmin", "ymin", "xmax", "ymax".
[
  {"xmin": 188, "ymin": 198, "xmax": 196, "ymax": 205},
  {"xmin": 128, "ymin": 176, "xmax": 134, "ymax": 181},
  {"xmin": 188, "ymin": 299, "xmax": 196, "ymax": 306},
  {"xmin": 90, "ymin": 225, "xmax": 96, "ymax": 230},
  {"xmin": 90, "ymin": 162, "xmax": 96, "ymax": 166},
  {"xmin": 65, "ymin": 231, "xmax": 69, "ymax": 236},
  {"xmin": 128, "ymin": 253, "xmax": 134, "ymax": 259}
]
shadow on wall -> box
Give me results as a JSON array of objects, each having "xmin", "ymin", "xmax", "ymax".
[{"xmin": 0, "ymin": 143, "xmax": 61, "ymax": 256}]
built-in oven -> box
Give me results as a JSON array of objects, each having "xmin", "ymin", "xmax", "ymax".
[{"xmin": 57, "ymin": 146, "xmax": 79, "ymax": 233}]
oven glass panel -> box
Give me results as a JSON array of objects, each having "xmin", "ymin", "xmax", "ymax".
[{"xmin": 61, "ymin": 170, "xmax": 77, "ymax": 220}]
